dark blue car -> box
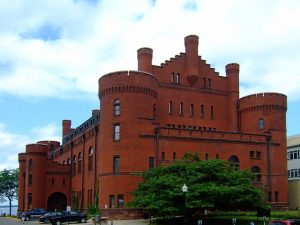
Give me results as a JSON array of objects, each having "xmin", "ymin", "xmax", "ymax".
[
  {"xmin": 49, "ymin": 211, "xmax": 87, "ymax": 225},
  {"xmin": 22, "ymin": 208, "xmax": 47, "ymax": 221}
]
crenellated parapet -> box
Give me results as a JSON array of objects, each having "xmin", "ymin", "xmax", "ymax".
[
  {"xmin": 18, "ymin": 152, "xmax": 26, "ymax": 162},
  {"xmin": 225, "ymin": 63, "xmax": 240, "ymax": 76},
  {"xmin": 26, "ymin": 143, "xmax": 49, "ymax": 155},
  {"xmin": 239, "ymin": 92, "xmax": 287, "ymax": 113},
  {"xmin": 98, "ymin": 70, "xmax": 158, "ymax": 99}
]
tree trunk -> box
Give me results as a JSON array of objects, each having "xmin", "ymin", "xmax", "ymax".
[{"xmin": 8, "ymin": 197, "xmax": 12, "ymax": 216}]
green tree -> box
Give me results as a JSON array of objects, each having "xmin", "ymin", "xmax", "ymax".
[
  {"xmin": 129, "ymin": 154, "xmax": 267, "ymax": 218},
  {"xmin": 0, "ymin": 169, "xmax": 19, "ymax": 216}
]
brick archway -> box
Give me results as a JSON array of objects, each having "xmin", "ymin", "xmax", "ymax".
[{"xmin": 47, "ymin": 192, "xmax": 67, "ymax": 211}]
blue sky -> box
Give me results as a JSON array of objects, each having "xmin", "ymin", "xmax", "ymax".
[{"xmin": 0, "ymin": 0, "xmax": 300, "ymax": 171}]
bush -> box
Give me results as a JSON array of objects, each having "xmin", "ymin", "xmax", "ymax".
[{"xmin": 87, "ymin": 205, "xmax": 100, "ymax": 219}]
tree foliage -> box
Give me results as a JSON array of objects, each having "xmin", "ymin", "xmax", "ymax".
[
  {"xmin": 0, "ymin": 169, "xmax": 19, "ymax": 216},
  {"xmin": 129, "ymin": 154, "xmax": 267, "ymax": 217}
]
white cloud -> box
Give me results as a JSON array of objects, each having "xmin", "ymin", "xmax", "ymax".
[
  {"xmin": 0, "ymin": 123, "xmax": 60, "ymax": 170},
  {"xmin": 0, "ymin": 0, "xmax": 300, "ymax": 101}
]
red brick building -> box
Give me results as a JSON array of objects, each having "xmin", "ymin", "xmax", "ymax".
[{"xmin": 18, "ymin": 35, "xmax": 288, "ymax": 216}]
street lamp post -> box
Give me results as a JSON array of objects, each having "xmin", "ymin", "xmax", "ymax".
[{"xmin": 182, "ymin": 184, "xmax": 188, "ymax": 225}]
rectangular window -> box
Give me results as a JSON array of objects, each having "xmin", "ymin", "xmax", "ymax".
[
  {"xmin": 250, "ymin": 151, "xmax": 255, "ymax": 159},
  {"xmin": 210, "ymin": 106, "xmax": 214, "ymax": 119},
  {"xmin": 288, "ymin": 170, "xmax": 290, "ymax": 178},
  {"xmin": 205, "ymin": 153, "xmax": 209, "ymax": 160},
  {"xmin": 161, "ymin": 152, "xmax": 165, "ymax": 161},
  {"xmin": 180, "ymin": 102, "xmax": 183, "ymax": 116},
  {"xmin": 190, "ymin": 104, "xmax": 194, "ymax": 117},
  {"xmin": 289, "ymin": 152, "xmax": 293, "ymax": 160},
  {"xmin": 203, "ymin": 78, "xmax": 206, "ymax": 88},
  {"xmin": 28, "ymin": 174, "xmax": 32, "ymax": 186},
  {"xmin": 291, "ymin": 170, "xmax": 294, "ymax": 178},
  {"xmin": 168, "ymin": 101, "xmax": 173, "ymax": 115},
  {"xmin": 171, "ymin": 73, "xmax": 175, "ymax": 83},
  {"xmin": 117, "ymin": 194, "xmax": 124, "ymax": 208},
  {"xmin": 294, "ymin": 151, "xmax": 298, "ymax": 160},
  {"xmin": 149, "ymin": 157, "xmax": 155, "ymax": 169},
  {"xmin": 268, "ymin": 191, "xmax": 272, "ymax": 202},
  {"xmin": 256, "ymin": 151, "xmax": 261, "ymax": 159},
  {"xmin": 275, "ymin": 191, "xmax": 279, "ymax": 202},
  {"xmin": 173, "ymin": 152, "xmax": 176, "ymax": 161},
  {"xmin": 113, "ymin": 124, "xmax": 120, "ymax": 141},
  {"xmin": 113, "ymin": 156, "xmax": 120, "ymax": 175},
  {"xmin": 176, "ymin": 73, "xmax": 180, "ymax": 83},
  {"xmin": 51, "ymin": 178, "xmax": 55, "ymax": 185},
  {"xmin": 208, "ymin": 78, "xmax": 211, "ymax": 88},
  {"xmin": 28, "ymin": 193, "xmax": 32, "ymax": 210},
  {"xmin": 109, "ymin": 195, "xmax": 115, "ymax": 208},
  {"xmin": 200, "ymin": 105, "xmax": 204, "ymax": 119},
  {"xmin": 295, "ymin": 169, "xmax": 298, "ymax": 178},
  {"xmin": 216, "ymin": 154, "xmax": 219, "ymax": 159},
  {"xmin": 88, "ymin": 189, "xmax": 93, "ymax": 206}
]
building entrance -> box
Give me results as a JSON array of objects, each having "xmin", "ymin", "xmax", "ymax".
[{"xmin": 47, "ymin": 192, "xmax": 67, "ymax": 211}]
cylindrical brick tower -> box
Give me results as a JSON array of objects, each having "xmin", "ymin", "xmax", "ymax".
[
  {"xmin": 18, "ymin": 153, "xmax": 26, "ymax": 212},
  {"xmin": 98, "ymin": 70, "xmax": 158, "ymax": 208},
  {"xmin": 24, "ymin": 143, "xmax": 48, "ymax": 210},
  {"xmin": 137, "ymin": 48, "xmax": 153, "ymax": 74},
  {"xmin": 226, "ymin": 63, "xmax": 240, "ymax": 132},
  {"xmin": 62, "ymin": 120, "xmax": 72, "ymax": 138},
  {"xmin": 239, "ymin": 92, "xmax": 287, "ymax": 204}
]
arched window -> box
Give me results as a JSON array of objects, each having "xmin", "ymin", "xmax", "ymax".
[
  {"xmin": 228, "ymin": 155, "xmax": 240, "ymax": 169},
  {"xmin": 88, "ymin": 147, "xmax": 94, "ymax": 171},
  {"xmin": 78, "ymin": 152, "xmax": 82, "ymax": 174},
  {"xmin": 72, "ymin": 155, "xmax": 76, "ymax": 176},
  {"xmin": 28, "ymin": 159, "xmax": 33, "ymax": 171},
  {"xmin": 251, "ymin": 166, "xmax": 261, "ymax": 182},
  {"xmin": 67, "ymin": 158, "xmax": 71, "ymax": 165},
  {"xmin": 258, "ymin": 118, "xmax": 264, "ymax": 129},
  {"xmin": 114, "ymin": 99, "xmax": 120, "ymax": 116}
]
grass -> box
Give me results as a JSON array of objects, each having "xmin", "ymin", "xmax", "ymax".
[{"xmin": 150, "ymin": 211, "xmax": 300, "ymax": 225}]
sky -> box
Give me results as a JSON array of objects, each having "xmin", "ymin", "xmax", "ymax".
[{"xmin": 0, "ymin": 0, "xmax": 300, "ymax": 171}]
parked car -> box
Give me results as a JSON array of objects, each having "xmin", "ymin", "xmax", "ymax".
[
  {"xmin": 39, "ymin": 211, "xmax": 64, "ymax": 223},
  {"xmin": 269, "ymin": 220, "xmax": 300, "ymax": 225},
  {"xmin": 49, "ymin": 211, "xmax": 87, "ymax": 225},
  {"xmin": 22, "ymin": 208, "xmax": 47, "ymax": 221}
]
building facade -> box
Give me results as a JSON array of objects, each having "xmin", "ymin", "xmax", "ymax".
[
  {"xmin": 287, "ymin": 134, "xmax": 300, "ymax": 209},
  {"xmin": 18, "ymin": 35, "xmax": 288, "ymax": 216}
]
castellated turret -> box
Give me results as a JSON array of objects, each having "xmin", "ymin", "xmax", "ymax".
[
  {"xmin": 184, "ymin": 34, "xmax": 199, "ymax": 77},
  {"xmin": 98, "ymin": 70, "xmax": 158, "ymax": 207},
  {"xmin": 137, "ymin": 48, "xmax": 153, "ymax": 74},
  {"xmin": 239, "ymin": 92, "xmax": 287, "ymax": 134}
]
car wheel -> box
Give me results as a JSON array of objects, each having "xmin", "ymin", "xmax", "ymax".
[
  {"xmin": 81, "ymin": 218, "xmax": 86, "ymax": 223},
  {"xmin": 25, "ymin": 216, "xmax": 30, "ymax": 221},
  {"xmin": 45, "ymin": 218, "xmax": 49, "ymax": 223},
  {"xmin": 56, "ymin": 221, "xmax": 61, "ymax": 225}
]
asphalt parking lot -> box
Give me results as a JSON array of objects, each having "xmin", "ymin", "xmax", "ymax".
[
  {"xmin": 0, "ymin": 216, "xmax": 93, "ymax": 225},
  {"xmin": 0, "ymin": 217, "xmax": 149, "ymax": 225}
]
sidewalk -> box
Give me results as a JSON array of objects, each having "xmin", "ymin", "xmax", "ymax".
[{"xmin": 86, "ymin": 219, "xmax": 150, "ymax": 225}]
